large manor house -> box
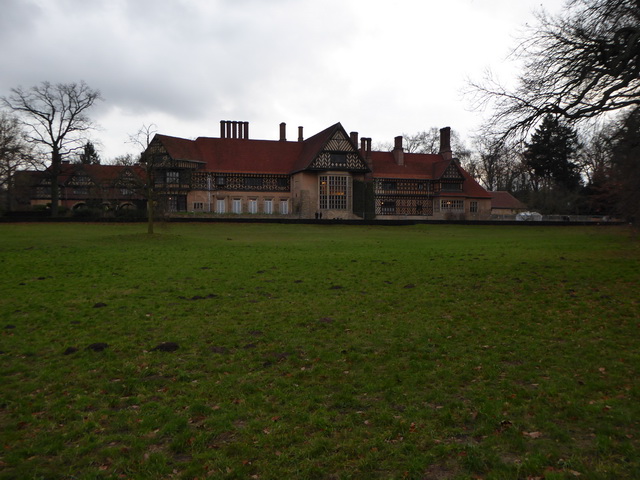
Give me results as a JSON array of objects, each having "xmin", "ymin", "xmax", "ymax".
[{"xmin": 18, "ymin": 120, "xmax": 496, "ymax": 220}]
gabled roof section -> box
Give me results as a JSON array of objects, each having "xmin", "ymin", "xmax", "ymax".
[
  {"xmin": 153, "ymin": 124, "xmax": 369, "ymax": 175},
  {"xmin": 152, "ymin": 134, "xmax": 204, "ymax": 162},
  {"xmin": 371, "ymin": 152, "xmax": 491, "ymax": 198},
  {"xmin": 291, "ymin": 123, "xmax": 369, "ymax": 173},
  {"xmin": 58, "ymin": 164, "xmax": 140, "ymax": 185}
]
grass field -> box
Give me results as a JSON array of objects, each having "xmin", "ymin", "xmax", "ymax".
[{"xmin": 0, "ymin": 223, "xmax": 638, "ymax": 480}]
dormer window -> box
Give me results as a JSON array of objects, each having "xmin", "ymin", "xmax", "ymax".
[
  {"xmin": 331, "ymin": 153, "xmax": 347, "ymax": 166},
  {"xmin": 441, "ymin": 182, "xmax": 462, "ymax": 192}
]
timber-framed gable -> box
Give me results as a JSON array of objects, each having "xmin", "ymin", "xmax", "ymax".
[{"xmin": 304, "ymin": 125, "xmax": 369, "ymax": 173}]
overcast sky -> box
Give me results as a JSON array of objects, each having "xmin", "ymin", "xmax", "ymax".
[{"xmin": 1, "ymin": 0, "xmax": 566, "ymax": 161}]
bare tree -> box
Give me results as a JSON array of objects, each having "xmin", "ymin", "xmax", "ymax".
[
  {"xmin": 466, "ymin": 136, "xmax": 526, "ymax": 192},
  {"xmin": 2, "ymin": 81, "xmax": 102, "ymax": 216},
  {"xmin": 128, "ymin": 124, "xmax": 158, "ymax": 234},
  {"xmin": 398, "ymin": 128, "xmax": 472, "ymax": 162},
  {"xmin": 0, "ymin": 111, "xmax": 39, "ymax": 211},
  {"xmin": 110, "ymin": 153, "xmax": 138, "ymax": 166},
  {"xmin": 468, "ymin": 0, "xmax": 640, "ymax": 140}
]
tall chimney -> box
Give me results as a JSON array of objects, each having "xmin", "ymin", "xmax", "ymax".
[
  {"xmin": 220, "ymin": 120, "xmax": 226, "ymax": 138},
  {"xmin": 439, "ymin": 127, "xmax": 452, "ymax": 160},
  {"xmin": 243, "ymin": 121, "xmax": 249, "ymax": 139},
  {"xmin": 359, "ymin": 137, "xmax": 372, "ymax": 169},
  {"xmin": 279, "ymin": 122, "xmax": 286, "ymax": 142},
  {"xmin": 350, "ymin": 131, "xmax": 358, "ymax": 148},
  {"xmin": 232, "ymin": 121, "xmax": 239, "ymax": 139},
  {"xmin": 298, "ymin": 126, "xmax": 304, "ymax": 142},
  {"xmin": 393, "ymin": 135, "xmax": 405, "ymax": 166},
  {"xmin": 225, "ymin": 121, "xmax": 232, "ymax": 139}
]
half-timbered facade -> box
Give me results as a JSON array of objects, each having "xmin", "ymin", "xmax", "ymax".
[
  {"xmin": 15, "ymin": 121, "xmax": 492, "ymax": 219},
  {"xmin": 20, "ymin": 164, "xmax": 146, "ymax": 212}
]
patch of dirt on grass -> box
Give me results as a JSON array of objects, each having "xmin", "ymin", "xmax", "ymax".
[
  {"xmin": 151, "ymin": 342, "xmax": 179, "ymax": 352},
  {"xmin": 210, "ymin": 346, "xmax": 230, "ymax": 354},
  {"xmin": 86, "ymin": 343, "xmax": 109, "ymax": 352},
  {"xmin": 422, "ymin": 461, "xmax": 461, "ymax": 479}
]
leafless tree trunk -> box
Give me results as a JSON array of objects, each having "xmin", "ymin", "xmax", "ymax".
[{"xmin": 128, "ymin": 124, "xmax": 158, "ymax": 234}]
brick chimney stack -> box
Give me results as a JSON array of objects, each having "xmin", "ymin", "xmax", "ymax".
[
  {"xmin": 439, "ymin": 127, "xmax": 453, "ymax": 160},
  {"xmin": 298, "ymin": 126, "xmax": 304, "ymax": 142},
  {"xmin": 350, "ymin": 131, "xmax": 358, "ymax": 148},
  {"xmin": 220, "ymin": 120, "xmax": 249, "ymax": 139},
  {"xmin": 393, "ymin": 135, "xmax": 405, "ymax": 166},
  {"xmin": 360, "ymin": 137, "xmax": 372, "ymax": 167},
  {"xmin": 280, "ymin": 122, "xmax": 286, "ymax": 142}
]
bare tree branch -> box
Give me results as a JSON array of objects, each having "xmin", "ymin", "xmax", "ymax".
[{"xmin": 467, "ymin": 0, "xmax": 640, "ymax": 140}]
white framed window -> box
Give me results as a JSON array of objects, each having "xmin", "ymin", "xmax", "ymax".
[
  {"xmin": 319, "ymin": 175, "xmax": 350, "ymax": 210},
  {"xmin": 232, "ymin": 198, "xmax": 242, "ymax": 214},
  {"xmin": 248, "ymin": 198, "xmax": 257, "ymax": 214},
  {"xmin": 470, "ymin": 201, "xmax": 478, "ymax": 213},
  {"xmin": 280, "ymin": 199, "xmax": 289, "ymax": 215},
  {"xmin": 264, "ymin": 199, "xmax": 273, "ymax": 214},
  {"xmin": 215, "ymin": 198, "xmax": 226, "ymax": 214},
  {"xmin": 440, "ymin": 199, "xmax": 464, "ymax": 212},
  {"xmin": 193, "ymin": 202, "xmax": 204, "ymax": 210}
]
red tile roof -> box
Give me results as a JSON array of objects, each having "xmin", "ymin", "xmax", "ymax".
[
  {"xmin": 156, "ymin": 134, "xmax": 303, "ymax": 174},
  {"xmin": 490, "ymin": 191, "xmax": 527, "ymax": 209},
  {"xmin": 370, "ymin": 153, "xmax": 491, "ymax": 198},
  {"xmin": 370, "ymin": 151, "xmax": 443, "ymax": 179}
]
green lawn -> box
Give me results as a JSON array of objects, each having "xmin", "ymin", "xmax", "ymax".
[{"xmin": 0, "ymin": 223, "xmax": 638, "ymax": 479}]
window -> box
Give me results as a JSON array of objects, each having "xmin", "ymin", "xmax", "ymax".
[
  {"xmin": 380, "ymin": 201, "xmax": 396, "ymax": 215},
  {"xmin": 470, "ymin": 201, "xmax": 478, "ymax": 213},
  {"xmin": 319, "ymin": 175, "xmax": 350, "ymax": 210},
  {"xmin": 331, "ymin": 153, "xmax": 347, "ymax": 166},
  {"xmin": 440, "ymin": 199, "xmax": 464, "ymax": 211},
  {"xmin": 280, "ymin": 199, "xmax": 289, "ymax": 215},
  {"xmin": 248, "ymin": 198, "xmax": 257, "ymax": 214},
  {"xmin": 73, "ymin": 186, "xmax": 89, "ymax": 195},
  {"xmin": 381, "ymin": 181, "xmax": 397, "ymax": 191},
  {"xmin": 193, "ymin": 202, "xmax": 204, "ymax": 210},
  {"xmin": 166, "ymin": 171, "xmax": 180, "ymax": 184},
  {"xmin": 216, "ymin": 176, "xmax": 226, "ymax": 187},
  {"xmin": 277, "ymin": 177, "xmax": 289, "ymax": 188},
  {"xmin": 264, "ymin": 199, "xmax": 273, "ymax": 214},
  {"xmin": 232, "ymin": 198, "xmax": 242, "ymax": 214},
  {"xmin": 441, "ymin": 182, "xmax": 462, "ymax": 192},
  {"xmin": 216, "ymin": 199, "xmax": 226, "ymax": 214},
  {"xmin": 245, "ymin": 177, "xmax": 263, "ymax": 188}
]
